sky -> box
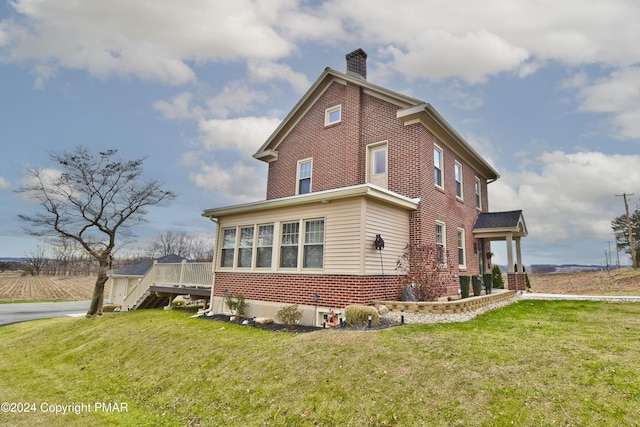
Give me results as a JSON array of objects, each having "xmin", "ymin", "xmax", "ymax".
[{"xmin": 1, "ymin": 0, "xmax": 639, "ymax": 266}]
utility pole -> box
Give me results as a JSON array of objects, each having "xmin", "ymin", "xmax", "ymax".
[{"xmin": 616, "ymin": 193, "xmax": 637, "ymax": 269}]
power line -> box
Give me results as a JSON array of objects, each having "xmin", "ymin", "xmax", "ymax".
[{"xmin": 615, "ymin": 193, "xmax": 637, "ymax": 269}]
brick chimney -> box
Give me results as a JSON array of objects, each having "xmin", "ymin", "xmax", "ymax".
[{"xmin": 346, "ymin": 48, "xmax": 367, "ymax": 80}]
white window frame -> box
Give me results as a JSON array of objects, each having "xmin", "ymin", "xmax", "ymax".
[
  {"xmin": 457, "ymin": 228, "xmax": 466, "ymax": 269},
  {"xmin": 324, "ymin": 104, "xmax": 342, "ymax": 126},
  {"xmin": 475, "ymin": 177, "xmax": 482, "ymax": 210},
  {"xmin": 237, "ymin": 226, "xmax": 255, "ymax": 268},
  {"xmin": 454, "ymin": 161, "xmax": 463, "ymax": 200},
  {"xmin": 220, "ymin": 228, "xmax": 237, "ymax": 268},
  {"xmin": 434, "ymin": 145, "xmax": 444, "ymax": 189},
  {"xmin": 435, "ymin": 220, "xmax": 446, "ymax": 263},
  {"xmin": 279, "ymin": 221, "xmax": 300, "ymax": 269},
  {"xmin": 303, "ymin": 219, "xmax": 325, "ymax": 269},
  {"xmin": 256, "ymin": 224, "xmax": 274, "ymax": 269},
  {"xmin": 296, "ymin": 158, "xmax": 313, "ymax": 195}
]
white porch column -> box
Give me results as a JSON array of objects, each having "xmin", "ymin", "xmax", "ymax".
[
  {"xmin": 515, "ymin": 238, "xmax": 523, "ymax": 273},
  {"xmin": 506, "ymin": 234, "xmax": 514, "ymax": 273}
]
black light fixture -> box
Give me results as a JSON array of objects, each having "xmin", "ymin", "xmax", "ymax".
[{"xmin": 374, "ymin": 234, "xmax": 385, "ymax": 250}]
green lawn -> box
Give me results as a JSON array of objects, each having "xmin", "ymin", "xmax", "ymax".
[{"xmin": 0, "ymin": 300, "xmax": 639, "ymax": 426}]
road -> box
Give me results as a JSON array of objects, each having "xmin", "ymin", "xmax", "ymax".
[{"xmin": 0, "ymin": 301, "xmax": 90, "ymax": 326}]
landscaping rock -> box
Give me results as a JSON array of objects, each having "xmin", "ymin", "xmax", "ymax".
[
  {"xmin": 378, "ymin": 304, "xmax": 390, "ymax": 315},
  {"xmin": 254, "ymin": 317, "xmax": 273, "ymax": 325}
]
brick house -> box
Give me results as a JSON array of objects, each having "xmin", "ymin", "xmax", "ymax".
[{"xmin": 203, "ymin": 49, "xmax": 527, "ymax": 325}]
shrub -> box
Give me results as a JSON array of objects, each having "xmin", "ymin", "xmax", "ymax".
[
  {"xmin": 344, "ymin": 305, "xmax": 379, "ymax": 326},
  {"xmin": 472, "ymin": 275, "xmax": 482, "ymax": 296},
  {"xmin": 459, "ymin": 275, "xmax": 470, "ymax": 299},
  {"xmin": 492, "ymin": 265, "xmax": 505, "ymax": 289},
  {"xmin": 276, "ymin": 304, "xmax": 303, "ymax": 329},
  {"xmin": 396, "ymin": 243, "xmax": 454, "ymax": 301},
  {"xmin": 483, "ymin": 273, "xmax": 493, "ymax": 294},
  {"xmin": 225, "ymin": 293, "xmax": 248, "ymax": 317}
]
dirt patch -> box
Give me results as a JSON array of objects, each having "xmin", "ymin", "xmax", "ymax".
[
  {"xmin": 0, "ymin": 273, "xmax": 107, "ymax": 301},
  {"xmin": 529, "ymin": 268, "xmax": 640, "ymax": 295}
]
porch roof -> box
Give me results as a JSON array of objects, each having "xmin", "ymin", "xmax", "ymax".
[
  {"xmin": 202, "ymin": 183, "xmax": 420, "ymax": 220},
  {"xmin": 473, "ymin": 210, "xmax": 528, "ymax": 240}
]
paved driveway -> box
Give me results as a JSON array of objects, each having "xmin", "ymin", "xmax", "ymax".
[{"xmin": 0, "ymin": 301, "xmax": 90, "ymax": 326}]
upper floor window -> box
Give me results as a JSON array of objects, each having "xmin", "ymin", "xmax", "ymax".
[
  {"xmin": 454, "ymin": 161, "xmax": 463, "ymax": 199},
  {"xmin": 434, "ymin": 146, "xmax": 443, "ymax": 189},
  {"xmin": 325, "ymin": 105, "xmax": 342, "ymax": 126},
  {"xmin": 297, "ymin": 159, "xmax": 312, "ymax": 195},
  {"xmin": 475, "ymin": 177, "xmax": 482, "ymax": 210},
  {"xmin": 367, "ymin": 142, "xmax": 388, "ymax": 189}
]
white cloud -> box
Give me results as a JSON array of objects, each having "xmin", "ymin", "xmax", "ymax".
[
  {"xmin": 2, "ymin": 0, "xmax": 297, "ymax": 85},
  {"xmin": 154, "ymin": 92, "xmax": 203, "ymax": 121},
  {"xmin": 198, "ymin": 116, "xmax": 281, "ymax": 159},
  {"xmin": 0, "ymin": 177, "xmax": 10, "ymax": 189},
  {"xmin": 188, "ymin": 161, "xmax": 266, "ymax": 202},
  {"xmin": 205, "ymin": 82, "xmax": 270, "ymax": 118},
  {"xmin": 248, "ymin": 60, "xmax": 311, "ymax": 94},
  {"xmin": 575, "ymin": 67, "xmax": 640, "ymax": 139},
  {"xmin": 490, "ymin": 151, "xmax": 640, "ymax": 247}
]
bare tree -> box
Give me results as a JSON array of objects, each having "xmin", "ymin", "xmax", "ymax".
[
  {"xmin": 148, "ymin": 231, "xmax": 213, "ymax": 261},
  {"xmin": 396, "ymin": 243, "xmax": 454, "ymax": 301},
  {"xmin": 24, "ymin": 241, "xmax": 49, "ymax": 276},
  {"xmin": 17, "ymin": 147, "xmax": 176, "ymax": 317}
]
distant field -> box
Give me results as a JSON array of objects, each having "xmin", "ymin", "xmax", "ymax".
[
  {"xmin": 0, "ymin": 272, "xmax": 108, "ymax": 301},
  {"xmin": 529, "ymin": 268, "xmax": 640, "ymax": 296}
]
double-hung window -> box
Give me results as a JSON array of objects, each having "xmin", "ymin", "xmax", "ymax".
[
  {"xmin": 457, "ymin": 228, "xmax": 466, "ymax": 268},
  {"xmin": 434, "ymin": 146, "xmax": 444, "ymax": 188},
  {"xmin": 237, "ymin": 226, "xmax": 254, "ymax": 268},
  {"xmin": 303, "ymin": 219, "xmax": 324, "ymax": 268},
  {"xmin": 221, "ymin": 228, "xmax": 236, "ymax": 268},
  {"xmin": 256, "ymin": 224, "xmax": 274, "ymax": 268},
  {"xmin": 454, "ymin": 161, "xmax": 463, "ymax": 199},
  {"xmin": 280, "ymin": 222, "xmax": 300, "ymax": 268},
  {"xmin": 435, "ymin": 221, "xmax": 446, "ymax": 263},
  {"xmin": 475, "ymin": 178, "xmax": 482, "ymax": 210},
  {"xmin": 297, "ymin": 159, "xmax": 312, "ymax": 195}
]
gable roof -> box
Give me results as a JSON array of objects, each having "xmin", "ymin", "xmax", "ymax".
[
  {"xmin": 473, "ymin": 210, "xmax": 528, "ymax": 238},
  {"xmin": 112, "ymin": 254, "xmax": 186, "ymax": 277},
  {"xmin": 253, "ymin": 67, "xmax": 499, "ymax": 181}
]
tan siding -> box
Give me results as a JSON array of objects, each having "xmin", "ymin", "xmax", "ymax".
[
  {"xmin": 364, "ymin": 199, "xmax": 410, "ymax": 275},
  {"xmin": 216, "ymin": 198, "xmax": 364, "ymax": 274}
]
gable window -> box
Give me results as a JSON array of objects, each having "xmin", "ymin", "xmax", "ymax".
[
  {"xmin": 454, "ymin": 161, "xmax": 463, "ymax": 199},
  {"xmin": 297, "ymin": 159, "xmax": 312, "ymax": 195},
  {"xmin": 325, "ymin": 105, "xmax": 342, "ymax": 126},
  {"xmin": 434, "ymin": 146, "xmax": 444, "ymax": 189},
  {"xmin": 256, "ymin": 224, "xmax": 274, "ymax": 268},
  {"xmin": 221, "ymin": 228, "xmax": 236, "ymax": 268},
  {"xmin": 435, "ymin": 221, "xmax": 446, "ymax": 263},
  {"xmin": 237, "ymin": 226, "xmax": 254, "ymax": 268},
  {"xmin": 303, "ymin": 219, "xmax": 324, "ymax": 268},
  {"xmin": 457, "ymin": 228, "xmax": 466, "ymax": 269},
  {"xmin": 475, "ymin": 178, "xmax": 482, "ymax": 210},
  {"xmin": 280, "ymin": 222, "xmax": 300, "ymax": 268}
]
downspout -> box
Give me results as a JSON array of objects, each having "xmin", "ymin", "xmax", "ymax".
[{"xmin": 207, "ymin": 216, "xmax": 219, "ymax": 314}]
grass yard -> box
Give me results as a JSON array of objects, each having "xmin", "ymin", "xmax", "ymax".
[{"xmin": 0, "ymin": 300, "xmax": 639, "ymax": 426}]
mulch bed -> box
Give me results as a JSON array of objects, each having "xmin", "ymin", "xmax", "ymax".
[{"xmin": 199, "ymin": 314, "xmax": 398, "ymax": 333}]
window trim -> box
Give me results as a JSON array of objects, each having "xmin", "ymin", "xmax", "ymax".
[
  {"xmin": 296, "ymin": 158, "xmax": 313, "ymax": 195},
  {"xmin": 434, "ymin": 145, "xmax": 444, "ymax": 189},
  {"xmin": 324, "ymin": 104, "xmax": 342, "ymax": 126},
  {"xmin": 256, "ymin": 224, "xmax": 274, "ymax": 269},
  {"xmin": 303, "ymin": 218, "xmax": 325, "ymax": 269},
  {"xmin": 236, "ymin": 226, "xmax": 255, "ymax": 268},
  {"xmin": 454, "ymin": 161, "xmax": 463, "ymax": 200},
  {"xmin": 475, "ymin": 177, "xmax": 482, "ymax": 210},
  {"xmin": 220, "ymin": 228, "xmax": 237, "ymax": 268},
  {"xmin": 457, "ymin": 228, "xmax": 466, "ymax": 269},
  {"xmin": 279, "ymin": 221, "xmax": 300, "ymax": 269},
  {"xmin": 435, "ymin": 220, "xmax": 446, "ymax": 263}
]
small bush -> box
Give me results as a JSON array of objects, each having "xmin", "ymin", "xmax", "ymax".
[
  {"xmin": 276, "ymin": 304, "xmax": 303, "ymax": 329},
  {"xmin": 225, "ymin": 293, "xmax": 248, "ymax": 317},
  {"xmin": 482, "ymin": 273, "xmax": 493, "ymax": 294},
  {"xmin": 492, "ymin": 265, "xmax": 505, "ymax": 289},
  {"xmin": 459, "ymin": 275, "xmax": 470, "ymax": 299},
  {"xmin": 472, "ymin": 275, "xmax": 482, "ymax": 296},
  {"xmin": 344, "ymin": 305, "xmax": 379, "ymax": 326},
  {"xmin": 102, "ymin": 304, "xmax": 120, "ymax": 312}
]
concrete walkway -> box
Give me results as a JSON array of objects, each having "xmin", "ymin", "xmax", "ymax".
[{"xmin": 518, "ymin": 292, "xmax": 640, "ymax": 302}]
